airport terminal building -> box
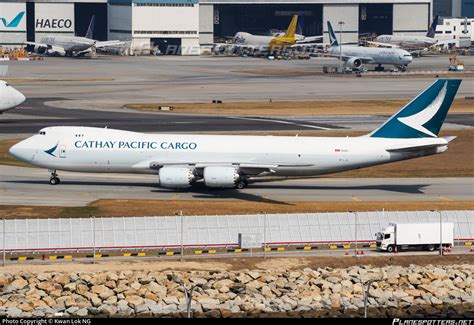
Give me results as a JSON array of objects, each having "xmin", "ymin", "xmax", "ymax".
[{"xmin": 0, "ymin": 0, "xmax": 433, "ymax": 54}]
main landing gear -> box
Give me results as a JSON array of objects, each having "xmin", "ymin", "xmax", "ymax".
[
  {"xmin": 49, "ymin": 170, "xmax": 60, "ymax": 185},
  {"xmin": 236, "ymin": 178, "xmax": 248, "ymax": 190}
]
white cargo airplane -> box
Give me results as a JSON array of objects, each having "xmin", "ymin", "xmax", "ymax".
[
  {"xmin": 213, "ymin": 15, "xmax": 322, "ymax": 55},
  {"xmin": 327, "ymin": 21, "xmax": 413, "ymax": 71},
  {"xmin": 370, "ymin": 16, "xmax": 439, "ymax": 50},
  {"xmin": 0, "ymin": 81, "xmax": 26, "ymax": 113},
  {"xmin": 25, "ymin": 15, "xmax": 124, "ymax": 57},
  {"xmin": 9, "ymin": 79, "xmax": 460, "ymax": 189}
]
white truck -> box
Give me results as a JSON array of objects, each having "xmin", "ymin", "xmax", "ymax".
[{"xmin": 376, "ymin": 223, "xmax": 454, "ymax": 252}]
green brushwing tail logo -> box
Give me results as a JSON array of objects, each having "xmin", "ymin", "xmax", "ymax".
[
  {"xmin": 0, "ymin": 12, "xmax": 25, "ymax": 29},
  {"xmin": 45, "ymin": 143, "xmax": 59, "ymax": 157}
]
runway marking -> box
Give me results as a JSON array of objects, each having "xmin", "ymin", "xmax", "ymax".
[
  {"xmin": 228, "ymin": 116, "xmax": 334, "ymax": 130},
  {"xmin": 438, "ymin": 196, "xmax": 454, "ymax": 201}
]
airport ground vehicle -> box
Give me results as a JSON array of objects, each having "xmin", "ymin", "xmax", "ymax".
[{"xmin": 376, "ymin": 222, "xmax": 454, "ymax": 252}]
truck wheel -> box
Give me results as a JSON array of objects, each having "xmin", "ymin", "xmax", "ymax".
[
  {"xmin": 387, "ymin": 245, "xmax": 394, "ymax": 253},
  {"xmin": 428, "ymin": 244, "xmax": 435, "ymax": 251}
]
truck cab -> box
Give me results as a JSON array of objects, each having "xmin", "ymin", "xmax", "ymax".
[{"xmin": 376, "ymin": 225, "xmax": 395, "ymax": 252}]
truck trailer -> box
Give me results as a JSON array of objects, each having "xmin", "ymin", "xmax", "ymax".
[{"xmin": 376, "ymin": 222, "xmax": 454, "ymax": 252}]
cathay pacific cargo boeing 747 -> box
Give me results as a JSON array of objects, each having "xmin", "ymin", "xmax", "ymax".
[{"xmin": 9, "ymin": 79, "xmax": 461, "ymax": 189}]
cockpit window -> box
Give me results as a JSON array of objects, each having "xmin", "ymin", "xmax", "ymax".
[
  {"xmin": 39, "ymin": 131, "xmax": 46, "ymax": 135},
  {"xmin": 5, "ymin": 83, "xmax": 9, "ymax": 87}
]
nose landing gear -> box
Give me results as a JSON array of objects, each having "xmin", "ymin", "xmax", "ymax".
[{"xmin": 49, "ymin": 170, "xmax": 60, "ymax": 185}]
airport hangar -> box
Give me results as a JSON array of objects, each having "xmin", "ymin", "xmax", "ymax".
[{"xmin": 0, "ymin": 0, "xmax": 432, "ymax": 54}]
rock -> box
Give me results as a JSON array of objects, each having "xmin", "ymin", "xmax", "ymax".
[
  {"xmin": 6, "ymin": 278, "xmax": 28, "ymax": 291},
  {"xmin": 130, "ymin": 282, "xmax": 141, "ymax": 290},
  {"xmin": 162, "ymin": 296, "xmax": 179, "ymax": 305},
  {"xmin": 213, "ymin": 279, "xmax": 234, "ymax": 292},
  {"xmin": 190, "ymin": 277, "xmax": 207, "ymax": 286},
  {"xmin": 98, "ymin": 304, "xmax": 117, "ymax": 317},
  {"xmin": 54, "ymin": 274, "xmax": 70, "ymax": 286},
  {"xmin": 393, "ymin": 291, "xmax": 409, "ymax": 299},
  {"xmin": 247, "ymin": 271, "xmax": 260, "ymax": 280},
  {"xmin": 75, "ymin": 308, "xmax": 89, "ymax": 317},
  {"xmin": 126, "ymin": 295, "xmax": 144, "ymax": 307},
  {"xmin": 7, "ymin": 307, "xmax": 22, "ymax": 317},
  {"xmin": 431, "ymin": 297, "xmax": 443, "ymax": 305}
]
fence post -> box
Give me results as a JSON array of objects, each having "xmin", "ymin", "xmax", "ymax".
[
  {"xmin": 263, "ymin": 212, "xmax": 267, "ymax": 259},
  {"xmin": 180, "ymin": 211, "xmax": 184, "ymax": 261},
  {"xmin": 93, "ymin": 216, "xmax": 96, "ymax": 265},
  {"xmin": 2, "ymin": 219, "xmax": 5, "ymax": 267}
]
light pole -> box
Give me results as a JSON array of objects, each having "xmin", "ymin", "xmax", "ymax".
[
  {"xmin": 338, "ymin": 21, "xmax": 345, "ymax": 72},
  {"xmin": 2, "ymin": 219, "xmax": 5, "ymax": 267},
  {"xmin": 354, "ymin": 211, "xmax": 358, "ymax": 257},
  {"xmin": 182, "ymin": 283, "xmax": 197, "ymax": 318},
  {"xmin": 363, "ymin": 278, "xmax": 382, "ymax": 318}
]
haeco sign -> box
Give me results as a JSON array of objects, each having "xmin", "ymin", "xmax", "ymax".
[
  {"xmin": 35, "ymin": 3, "xmax": 74, "ymax": 31},
  {"xmin": 36, "ymin": 18, "xmax": 72, "ymax": 29}
]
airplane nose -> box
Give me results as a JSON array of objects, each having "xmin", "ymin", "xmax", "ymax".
[
  {"xmin": 8, "ymin": 142, "xmax": 21, "ymax": 159},
  {"xmin": 8, "ymin": 140, "xmax": 30, "ymax": 162},
  {"xmin": 15, "ymin": 91, "xmax": 26, "ymax": 106}
]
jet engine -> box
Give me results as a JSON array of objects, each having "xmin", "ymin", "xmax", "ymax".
[
  {"xmin": 26, "ymin": 44, "xmax": 48, "ymax": 55},
  {"xmin": 346, "ymin": 57, "xmax": 362, "ymax": 69},
  {"xmin": 203, "ymin": 166, "xmax": 240, "ymax": 188},
  {"xmin": 159, "ymin": 167, "xmax": 195, "ymax": 188}
]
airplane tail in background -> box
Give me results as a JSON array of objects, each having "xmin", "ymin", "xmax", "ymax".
[
  {"xmin": 283, "ymin": 15, "xmax": 298, "ymax": 39},
  {"xmin": 426, "ymin": 15, "xmax": 438, "ymax": 38},
  {"xmin": 85, "ymin": 15, "xmax": 96, "ymax": 39},
  {"xmin": 327, "ymin": 21, "xmax": 339, "ymax": 47},
  {"xmin": 369, "ymin": 79, "xmax": 461, "ymax": 139}
]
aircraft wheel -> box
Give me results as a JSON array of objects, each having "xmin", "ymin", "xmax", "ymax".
[
  {"xmin": 236, "ymin": 180, "xmax": 247, "ymax": 190},
  {"xmin": 49, "ymin": 177, "xmax": 60, "ymax": 185}
]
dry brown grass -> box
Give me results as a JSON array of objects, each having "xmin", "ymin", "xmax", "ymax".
[
  {"xmin": 2, "ymin": 255, "xmax": 473, "ymax": 274},
  {"xmin": 1, "ymin": 200, "xmax": 473, "ymax": 219},
  {"xmin": 126, "ymin": 98, "xmax": 474, "ymax": 116},
  {"xmin": 235, "ymin": 69, "xmax": 474, "ymax": 79}
]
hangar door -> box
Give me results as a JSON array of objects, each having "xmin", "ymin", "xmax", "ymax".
[
  {"xmin": 359, "ymin": 4, "xmax": 393, "ymax": 37},
  {"xmin": 213, "ymin": 4, "xmax": 322, "ymax": 40}
]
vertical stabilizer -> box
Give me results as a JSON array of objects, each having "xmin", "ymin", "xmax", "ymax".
[
  {"xmin": 283, "ymin": 15, "xmax": 298, "ymax": 39},
  {"xmin": 327, "ymin": 21, "xmax": 339, "ymax": 47},
  {"xmin": 85, "ymin": 15, "xmax": 96, "ymax": 39},
  {"xmin": 369, "ymin": 79, "xmax": 461, "ymax": 139},
  {"xmin": 426, "ymin": 16, "xmax": 438, "ymax": 38}
]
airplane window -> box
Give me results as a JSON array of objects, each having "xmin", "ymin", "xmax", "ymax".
[{"xmin": 5, "ymin": 83, "xmax": 9, "ymax": 87}]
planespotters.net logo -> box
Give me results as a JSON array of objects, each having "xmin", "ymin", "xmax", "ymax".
[{"xmin": 393, "ymin": 319, "xmax": 473, "ymax": 325}]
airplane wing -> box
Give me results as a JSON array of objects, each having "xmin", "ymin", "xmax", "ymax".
[
  {"xmin": 25, "ymin": 42, "xmax": 66, "ymax": 55},
  {"xmin": 296, "ymin": 36, "xmax": 324, "ymax": 44},
  {"xmin": 326, "ymin": 52, "xmax": 375, "ymax": 64},
  {"xmin": 366, "ymin": 40, "xmax": 400, "ymax": 48},
  {"xmin": 132, "ymin": 159, "xmax": 313, "ymax": 175},
  {"xmin": 94, "ymin": 40, "xmax": 126, "ymax": 49}
]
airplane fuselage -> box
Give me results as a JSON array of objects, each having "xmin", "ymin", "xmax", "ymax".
[
  {"xmin": 10, "ymin": 126, "xmax": 449, "ymax": 177},
  {"xmin": 41, "ymin": 35, "xmax": 95, "ymax": 52},
  {"xmin": 375, "ymin": 35, "xmax": 438, "ymax": 48},
  {"xmin": 329, "ymin": 46, "xmax": 413, "ymax": 66}
]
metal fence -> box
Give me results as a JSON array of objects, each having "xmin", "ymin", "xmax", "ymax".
[{"xmin": 1, "ymin": 210, "xmax": 473, "ymax": 253}]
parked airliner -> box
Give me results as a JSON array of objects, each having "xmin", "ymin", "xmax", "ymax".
[
  {"xmin": 9, "ymin": 79, "xmax": 460, "ymax": 189},
  {"xmin": 0, "ymin": 81, "xmax": 26, "ymax": 113},
  {"xmin": 327, "ymin": 21, "xmax": 413, "ymax": 71},
  {"xmin": 371, "ymin": 16, "xmax": 439, "ymax": 50},
  {"xmin": 25, "ymin": 15, "xmax": 124, "ymax": 57}
]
